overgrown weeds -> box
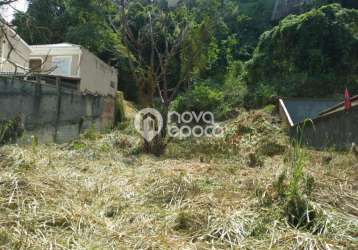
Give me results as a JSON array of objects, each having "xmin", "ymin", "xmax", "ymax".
[
  {"xmin": 82, "ymin": 125, "xmax": 99, "ymax": 140},
  {"xmin": 270, "ymin": 121, "xmax": 322, "ymax": 232}
]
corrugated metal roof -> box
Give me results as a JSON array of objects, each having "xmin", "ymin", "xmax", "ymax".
[
  {"xmin": 320, "ymin": 95, "xmax": 358, "ymax": 116},
  {"xmin": 279, "ymin": 98, "xmax": 340, "ymax": 126}
]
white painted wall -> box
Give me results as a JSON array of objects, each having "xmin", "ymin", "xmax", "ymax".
[{"xmin": 30, "ymin": 44, "xmax": 118, "ymax": 97}]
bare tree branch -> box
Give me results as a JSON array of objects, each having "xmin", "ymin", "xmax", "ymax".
[{"xmin": 0, "ymin": 0, "xmax": 16, "ymax": 7}]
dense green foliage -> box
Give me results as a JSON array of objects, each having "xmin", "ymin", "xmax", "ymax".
[
  {"xmin": 245, "ymin": 4, "xmax": 358, "ymax": 106},
  {"xmin": 13, "ymin": 0, "xmax": 118, "ymax": 63},
  {"xmin": 315, "ymin": 0, "xmax": 358, "ymax": 9},
  {"xmin": 13, "ymin": 0, "xmax": 276, "ymax": 104},
  {"xmin": 173, "ymin": 61, "xmax": 247, "ymax": 120},
  {"xmin": 172, "ymin": 82, "xmax": 228, "ymax": 120},
  {"xmin": 12, "ymin": 1, "xmax": 358, "ymax": 111}
]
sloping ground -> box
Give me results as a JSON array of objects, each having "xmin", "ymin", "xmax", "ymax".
[{"xmin": 0, "ymin": 110, "xmax": 357, "ymax": 249}]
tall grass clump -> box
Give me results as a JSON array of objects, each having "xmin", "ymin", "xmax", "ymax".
[
  {"xmin": 275, "ymin": 121, "xmax": 318, "ymax": 230},
  {"xmin": 287, "ymin": 123, "xmax": 317, "ymax": 230}
]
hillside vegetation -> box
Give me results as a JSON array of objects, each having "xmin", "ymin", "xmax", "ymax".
[
  {"xmin": 14, "ymin": 1, "xmax": 358, "ymax": 112},
  {"xmin": 245, "ymin": 4, "xmax": 358, "ymax": 105}
]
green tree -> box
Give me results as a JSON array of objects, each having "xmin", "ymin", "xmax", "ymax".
[
  {"xmin": 112, "ymin": 1, "xmax": 207, "ymax": 154},
  {"xmin": 13, "ymin": 0, "xmax": 69, "ymax": 44},
  {"xmin": 12, "ymin": 0, "xmax": 276, "ymax": 103},
  {"xmin": 12, "ymin": 0, "xmax": 118, "ymax": 63}
]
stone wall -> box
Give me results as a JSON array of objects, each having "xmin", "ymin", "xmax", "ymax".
[{"xmin": 0, "ymin": 76, "xmax": 115, "ymax": 143}]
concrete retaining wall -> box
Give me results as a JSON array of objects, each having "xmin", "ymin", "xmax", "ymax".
[
  {"xmin": 0, "ymin": 76, "xmax": 115, "ymax": 143},
  {"xmin": 290, "ymin": 106, "xmax": 358, "ymax": 150}
]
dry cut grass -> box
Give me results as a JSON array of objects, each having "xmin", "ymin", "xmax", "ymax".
[{"xmin": 0, "ymin": 110, "xmax": 357, "ymax": 249}]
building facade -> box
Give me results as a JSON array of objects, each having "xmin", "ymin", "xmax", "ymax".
[
  {"xmin": 0, "ymin": 29, "xmax": 119, "ymax": 143},
  {"xmin": 30, "ymin": 43, "xmax": 118, "ymax": 97}
]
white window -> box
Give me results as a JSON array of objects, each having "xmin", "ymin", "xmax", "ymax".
[{"xmin": 51, "ymin": 56, "xmax": 72, "ymax": 76}]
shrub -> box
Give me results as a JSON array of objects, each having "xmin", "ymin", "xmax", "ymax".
[
  {"xmin": 172, "ymin": 82, "xmax": 228, "ymax": 121},
  {"xmin": 273, "ymin": 171, "xmax": 288, "ymax": 200},
  {"xmin": 172, "ymin": 60, "xmax": 248, "ymax": 120},
  {"xmin": 223, "ymin": 60, "xmax": 247, "ymax": 110}
]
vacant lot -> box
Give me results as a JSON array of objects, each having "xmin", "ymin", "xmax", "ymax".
[{"xmin": 0, "ymin": 111, "xmax": 357, "ymax": 249}]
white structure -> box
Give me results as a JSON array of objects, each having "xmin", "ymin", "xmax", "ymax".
[
  {"xmin": 0, "ymin": 25, "xmax": 118, "ymax": 97},
  {"xmin": 30, "ymin": 43, "xmax": 118, "ymax": 96},
  {"xmin": 0, "ymin": 24, "xmax": 31, "ymax": 73}
]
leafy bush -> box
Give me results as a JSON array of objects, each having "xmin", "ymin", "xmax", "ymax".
[
  {"xmin": 245, "ymin": 4, "xmax": 358, "ymax": 106},
  {"xmin": 172, "ymin": 82, "xmax": 229, "ymax": 121},
  {"xmin": 223, "ymin": 60, "xmax": 248, "ymax": 110},
  {"xmin": 172, "ymin": 63, "xmax": 249, "ymax": 121}
]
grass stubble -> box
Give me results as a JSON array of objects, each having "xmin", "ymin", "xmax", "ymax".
[{"xmin": 0, "ymin": 110, "xmax": 357, "ymax": 249}]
